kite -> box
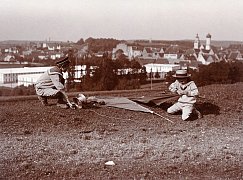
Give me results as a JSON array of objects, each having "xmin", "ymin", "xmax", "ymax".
[
  {"xmin": 93, "ymin": 96, "xmax": 175, "ymax": 123},
  {"xmin": 71, "ymin": 94, "xmax": 180, "ymax": 123}
]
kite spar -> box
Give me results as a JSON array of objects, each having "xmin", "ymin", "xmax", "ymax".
[{"xmin": 152, "ymin": 111, "xmax": 174, "ymax": 123}]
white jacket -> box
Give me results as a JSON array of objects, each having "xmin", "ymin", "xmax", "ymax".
[
  {"xmin": 169, "ymin": 80, "xmax": 199, "ymax": 104},
  {"xmin": 35, "ymin": 66, "xmax": 65, "ymax": 90}
]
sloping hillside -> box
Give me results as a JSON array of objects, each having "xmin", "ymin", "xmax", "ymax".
[{"xmin": 0, "ymin": 83, "xmax": 242, "ymax": 179}]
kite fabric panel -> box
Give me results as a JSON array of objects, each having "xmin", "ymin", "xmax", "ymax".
[
  {"xmin": 96, "ymin": 96, "xmax": 154, "ymax": 114},
  {"xmin": 87, "ymin": 95, "xmax": 176, "ymax": 123},
  {"xmin": 129, "ymin": 94, "xmax": 179, "ymax": 106}
]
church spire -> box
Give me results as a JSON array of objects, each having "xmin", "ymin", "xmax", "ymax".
[
  {"xmin": 194, "ymin": 33, "xmax": 200, "ymax": 50},
  {"xmin": 206, "ymin": 33, "xmax": 211, "ymax": 50}
]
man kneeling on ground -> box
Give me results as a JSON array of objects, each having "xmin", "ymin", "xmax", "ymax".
[
  {"xmin": 35, "ymin": 56, "xmax": 72, "ymax": 109},
  {"xmin": 167, "ymin": 69, "xmax": 202, "ymax": 121}
]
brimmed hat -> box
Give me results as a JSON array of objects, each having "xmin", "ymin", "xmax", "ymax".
[
  {"xmin": 56, "ymin": 56, "xmax": 70, "ymax": 66},
  {"xmin": 172, "ymin": 69, "xmax": 191, "ymax": 78}
]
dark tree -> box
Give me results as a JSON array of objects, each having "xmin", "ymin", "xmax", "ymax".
[
  {"xmin": 139, "ymin": 66, "xmax": 147, "ymax": 84},
  {"xmin": 155, "ymin": 70, "xmax": 160, "ymax": 78},
  {"xmin": 77, "ymin": 38, "xmax": 85, "ymax": 45},
  {"xmin": 92, "ymin": 58, "xmax": 118, "ymax": 90},
  {"xmin": 66, "ymin": 49, "xmax": 76, "ymax": 91}
]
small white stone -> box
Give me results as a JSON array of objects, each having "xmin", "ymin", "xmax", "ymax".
[{"xmin": 105, "ymin": 161, "xmax": 115, "ymax": 166}]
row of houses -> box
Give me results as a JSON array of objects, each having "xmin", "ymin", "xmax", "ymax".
[
  {"xmin": 1, "ymin": 34, "xmax": 243, "ymax": 66},
  {"xmin": 0, "ymin": 41, "xmax": 79, "ymax": 62},
  {"xmin": 112, "ymin": 34, "xmax": 243, "ymax": 68},
  {"xmin": 0, "ymin": 34, "xmax": 243, "ymax": 88}
]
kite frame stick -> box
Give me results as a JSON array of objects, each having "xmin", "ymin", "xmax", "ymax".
[{"xmin": 152, "ymin": 111, "xmax": 174, "ymax": 123}]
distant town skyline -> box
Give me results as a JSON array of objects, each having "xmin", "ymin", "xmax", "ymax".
[{"xmin": 0, "ymin": 0, "xmax": 243, "ymax": 42}]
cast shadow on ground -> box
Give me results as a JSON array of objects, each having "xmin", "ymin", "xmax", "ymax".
[
  {"xmin": 46, "ymin": 103, "xmax": 101, "ymax": 109},
  {"xmin": 195, "ymin": 102, "xmax": 220, "ymax": 116},
  {"xmin": 158, "ymin": 102, "xmax": 220, "ymax": 120}
]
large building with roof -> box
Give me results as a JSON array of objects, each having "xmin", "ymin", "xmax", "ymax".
[
  {"xmin": 144, "ymin": 64, "xmax": 180, "ymax": 79},
  {"xmin": 0, "ymin": 65, "xmax": 88, "ymax": 88},
  {"xmin": 0, "ymin": 67, "xmax": 51, "ymax": 87}
]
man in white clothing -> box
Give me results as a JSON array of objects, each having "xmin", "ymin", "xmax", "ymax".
[
  {"xmin": 35, "ymin": 56, "xmax": 72, "ymax": 109},
  {"xmin": 167, "ymin": 69, "xmax": 202, "ymax": 121}
]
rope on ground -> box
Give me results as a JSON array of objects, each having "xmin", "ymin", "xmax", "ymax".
[
  {"xmin": 89, "ymin": 108, "xmax": 174, "ymax": 123},
  {"xmin": 152, "ymin": 111, "xmax": 174, "ymax": 123}
]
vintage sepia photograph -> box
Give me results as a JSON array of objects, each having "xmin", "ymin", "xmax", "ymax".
[{"xmin": 0, "ymin": 0, "xmax": 242, "ymax": 179}]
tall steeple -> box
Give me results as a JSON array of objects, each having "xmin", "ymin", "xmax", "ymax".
[
  {"xmin": 206, "ymin": 33, "xmax": 211, "ymax": 50},
  {"xmin": 194, "ymin": 34, "xmax": 200, "ymax": 50}
]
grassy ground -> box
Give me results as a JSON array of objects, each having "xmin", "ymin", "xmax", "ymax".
[{"xmin": 0, "ymin": 82, "xmax": 242, "ymax": 179}]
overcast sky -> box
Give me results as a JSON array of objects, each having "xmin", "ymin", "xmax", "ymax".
[{"xmin": 0, "ymin": 0, "xmax": 242, "ymax": 42}]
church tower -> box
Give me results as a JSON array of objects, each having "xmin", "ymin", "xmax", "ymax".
[
  {"xmin": 205, "ymin": 33, "xmax": 211, "ymax": 50},
  {"xmin": 194, "ymin": 34, "xmax": 200, "ymax": 50}
]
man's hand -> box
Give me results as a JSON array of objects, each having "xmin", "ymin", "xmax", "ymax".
[
  {"xmin": 60, "ymin": 90, "xmax": 73, "ymax": 108},
  {"xmin": 67, "ymin": 102, "xmax": 73, "ymax": 108}
]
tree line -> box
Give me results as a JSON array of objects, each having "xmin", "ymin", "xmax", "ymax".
[
  {"xmin": 77, "ymin": 37, "xmax": 121, "ymax": 53},
  {"xmin": 166, "ymin": 61, "xmax": 243, "ymax": 86},
  {"xmin": 1, "ymin": 60, "xmax": 243, "ymax": 96},
  {"xmin": 66, "ymin": 55, "xmax": 147, "ymax": 91}
]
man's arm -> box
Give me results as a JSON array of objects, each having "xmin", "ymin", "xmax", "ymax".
[
  {"xmin": 187, "ymin": 81, "xmax": 199, "ymax": 97},
  {"xmin": 168, "ymin": 81, "xmax": 179, "ymax": 93},
  {"xmin": 49, "ymin": 72, "xmax": 73, "ymax": 107},
  {"xmin": 59, "ymin": 90, "xmax": 72, "ymax": 107}
]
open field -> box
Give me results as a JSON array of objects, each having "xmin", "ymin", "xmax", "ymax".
[{"xmin": 0, "ymin": 83, "xmax": 242, "ymax": 179}]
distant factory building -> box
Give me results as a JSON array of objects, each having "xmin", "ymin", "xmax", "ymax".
[
  {"xmin": 144, "ymin": 64, "xmax": 180, "ymax": 79},
  {"xmin": 0, "ymin": 67, "xmax": 51, "ymax": 88}
]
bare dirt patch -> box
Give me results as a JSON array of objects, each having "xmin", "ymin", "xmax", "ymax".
[{"xmin": 0, "ymin": 83, "xmax": 242, "ymax": 179}]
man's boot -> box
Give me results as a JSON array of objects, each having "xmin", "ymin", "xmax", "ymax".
[
  {"xmin": 193, "ymin": 108, "xmax": 203, "ymax": 119},
  {"xmin": 38, "ymin": 96, "xmax": 48, "ymax": 106}
]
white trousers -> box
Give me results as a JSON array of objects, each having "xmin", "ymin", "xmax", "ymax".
[
  {"xmin": 167, "ymin": 102, "xmax": 194, "ymax": 120},
  {"xmin": 35, "ymin": 87, "xmax": 60, "ymax": 97}
]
